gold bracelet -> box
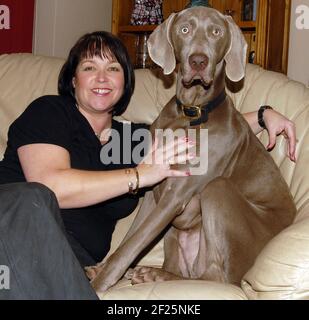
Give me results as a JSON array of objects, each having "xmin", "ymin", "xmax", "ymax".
[{"xmin": 125, "ymin": 167, "xmax": 139, "ymax": 195}]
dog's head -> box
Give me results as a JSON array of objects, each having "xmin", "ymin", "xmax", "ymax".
[{"xmin": 147, "ymin": 7, "xmax": 247, "ymax": 106}]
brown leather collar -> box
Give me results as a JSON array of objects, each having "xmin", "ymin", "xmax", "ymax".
[{"xmin": 177, "ymin": 90, "xmax": 226, "ymax": 126}]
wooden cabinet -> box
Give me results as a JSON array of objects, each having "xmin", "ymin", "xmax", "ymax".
[
  {"xmin": 255, "ymin": 0, "xmax": 291, "ymax": 74},
  {"xmin": 111, "ymin": 0, "xmax": 188, "ymax": 68},
  {"xmin": 112, "ymin": 0, "xmax": 291, "ymax": 74}
]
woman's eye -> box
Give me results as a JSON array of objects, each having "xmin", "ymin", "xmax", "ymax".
[
  {"xmin": 83, "ymin": 66, "xmax": 95, "ymax": 71},
  {"xmin": 108, "ymin": 66, "xmax": 120, "ymax": 72},
  {"xmin": 181, "ymin": 26, "xmax": 189, "ymax": 34},
  {"xmin": 212, "ymin": 27, "xmax": 222, "ymax": 37}
]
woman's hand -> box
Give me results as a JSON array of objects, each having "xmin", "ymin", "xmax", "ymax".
[
  {"xmin": 137, "ymin": 136, "xmax": 195, "ymax": 188},
  {"xmin": 263, "ymin": 108, "xmax": 297, "ymax": 162}
]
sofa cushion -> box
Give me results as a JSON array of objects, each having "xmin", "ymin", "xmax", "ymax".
[
  {"xmin": 100, "ymin": 279, "xmax": 247, "ymax": 300},
  {"xmin": 2, "ymin": 54, "xmax": 309, "ymax": 300}
]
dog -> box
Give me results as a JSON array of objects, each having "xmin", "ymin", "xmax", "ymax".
[{"xmin": 87, "ymin": 6, "xmax": 296, "ymax": 293}]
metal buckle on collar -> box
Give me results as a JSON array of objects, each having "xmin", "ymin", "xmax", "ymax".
[{"xmin": 181, "ymin": 105, "xmax": 202, "ymax": 120}]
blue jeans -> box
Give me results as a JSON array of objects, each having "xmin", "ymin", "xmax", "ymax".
[{"xmin": 0, "ymin": 182, "xmax": 98, "ymax": 300}]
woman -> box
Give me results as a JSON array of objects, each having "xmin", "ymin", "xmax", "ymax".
[{"xmin": 0, "ymin": 31, "xmax": 296, "ymax": 275}]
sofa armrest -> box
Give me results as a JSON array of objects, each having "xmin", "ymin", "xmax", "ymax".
[{"xmin": 241, "ymin": 201, "xmax": 309, "ymax": 300}]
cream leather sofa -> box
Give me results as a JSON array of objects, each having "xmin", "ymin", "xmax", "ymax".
[{"xmin": 1, "ymin": 53, "xmax": 309, "ymax": 300}]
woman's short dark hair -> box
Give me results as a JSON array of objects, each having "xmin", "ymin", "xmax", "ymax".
[{"xmin": 58, "ymin": 31, "xmax": 135, "ymax": 116}]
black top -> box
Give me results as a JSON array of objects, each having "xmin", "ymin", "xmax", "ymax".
[{"xmin": 0, "ymin": 95, "xmax": 150, "ymax": 264}]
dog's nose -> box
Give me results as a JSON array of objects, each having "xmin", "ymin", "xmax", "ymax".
[{"xmin": 189, "ymin": 54, "xmax": 208, "ymax": 71}]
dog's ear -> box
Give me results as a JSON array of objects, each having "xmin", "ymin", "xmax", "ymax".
[
  {"xmin": 224, "ymin": 16, "xmax": 248, "ymax": 82},
  {"xmin": 147, "ymin": 13, "xmax": 177, "ymax": 75}
]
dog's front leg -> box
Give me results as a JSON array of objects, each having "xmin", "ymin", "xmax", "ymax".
[{"xmin": 90, "ymin": 193, "xmax": 187, "ymax": 293}]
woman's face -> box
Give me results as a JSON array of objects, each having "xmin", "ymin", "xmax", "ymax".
[{"xmin": 73, "ymin": 54, "xmax": 124, "ymax": 115}]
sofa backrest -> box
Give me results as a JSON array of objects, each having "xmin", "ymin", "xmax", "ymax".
[
  {"xmin": 1, "ymin": 53, "xmax": 309, "ymax": 215},
  {"xmin": 120, "ymin": 64, "xmax": 309, "ymax": 217},
  {"xmin": 227, "ymin": 64, "xmax": 309, "ymax": 218},
  {"xmin": 0, "ymin": 54, "xmax": 64, "ymax": 157}
]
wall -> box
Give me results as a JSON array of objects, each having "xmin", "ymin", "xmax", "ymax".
[
  {"xmin": 288, "ymin": 0, "xmax": 309, "ymax": 87},
  {"xmin": 34, "ymin": 0, "xmax": 112, "ymax": 58}
]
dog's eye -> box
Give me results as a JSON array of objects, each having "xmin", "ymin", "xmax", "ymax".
[
  {"xmin": 181, "ymin": 26, "xmax": 190, "ymax": 34},
  {"xmin": 212, "ymin": 27, "xmax": 222, "ymax": 37}
]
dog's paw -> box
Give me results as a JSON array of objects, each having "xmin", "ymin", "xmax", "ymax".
[
  {"xmin": 130, "ymin": 266, "xmax": 181, "ymax": 284},
  {"xmin": 124, "ymin": 268, "xmax": 135, "ymax": 280}
]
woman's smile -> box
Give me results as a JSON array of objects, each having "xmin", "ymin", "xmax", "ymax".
[{"xmin": 91, "ymin": 88, "xmax": 112, "ymax": 96}]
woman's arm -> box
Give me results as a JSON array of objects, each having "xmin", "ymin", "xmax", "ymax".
[
  {"xmin": 243, "ymin": 109, "xmax": 296, "ymax": 162},
  {"xmin": 17, "ymin": 138, "xmax": 191, "ymax": 209}
]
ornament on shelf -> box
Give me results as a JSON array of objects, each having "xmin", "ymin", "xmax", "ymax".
[
  {"xmin": 131, "ymin": 0, "xmax": 163, "ymax": 26},
  {"xmin": 185, "ymin": 0, "xmax": 209, "ymax": 8},
  {"xmin": 224, "ymin": 9, "xmax": 236, "ymax": 17},
  {"xmin": 135, "ymin": 33, "xmax": 155, "ymax": 69},
  {"xmin": 242, "ymin": 0, "xmax": 256, "ymax": 21}
]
